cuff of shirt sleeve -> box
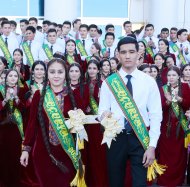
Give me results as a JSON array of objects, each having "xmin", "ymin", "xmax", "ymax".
[{"xmin": 148, "ymin": 138, "xmax": 158, "ymax": 148}]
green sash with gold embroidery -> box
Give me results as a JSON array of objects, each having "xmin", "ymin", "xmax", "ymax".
[
  {"xmin": 89, "ymin": 95, "xmax": 98, "ymax": 115},
  {"xmin": 169, "ymin": 42, "xmax": 187, "ymax": 65},
  {"xmin": 142, "ymin": 39, "xmax": 154, "ymax": 58},
  {"xmin": 0, "ymin": 36, "xmax": 13, "ymax": 67},
  {"xmin": 22, "ymin": 42, "xmax": 34, "ymax": 66},
  {"xmin": 42, "ymin": 44, "xmax": 53, "ymax": 60},
  {"xmin": 163, "ymin": 85, "xmax": 190, "ymax": 147},
  {"xmin": 43, "ymin": 86, "xmax": 79, "ymax": 170},
  {"xmin": 0, "ymin": 85, "xmax": 24, "ymax": 140},
  {"xmin": 26, "ymin": 80, "xmax": 39, "ymax": 90},
  {"xmin": 67, "ymin": 55, "xmax": 75, "ymax": 64},
  {"xmin": 75, "ymin": 39, "xmax": 90, "ymax": 62},
  {"xmin": 106, "ymin": 73, "xmax": 149, "ymax": 149}
]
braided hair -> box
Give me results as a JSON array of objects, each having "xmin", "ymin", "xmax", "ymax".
[
  {"xmin": 166, "ymin": 66, "xmax": 182, "ymax": 137},
  {"xmin": 37, "ymin": 58, "xmax": 79, "ymax": 173}
]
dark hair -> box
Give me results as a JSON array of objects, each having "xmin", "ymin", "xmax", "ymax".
[
  {"xmin": 13, "ymin": 48, "xmax": 23, "ymax": 58},
  {"xmin": 105, "ymin": 24, "xmax": 114, "ymax": 31},
  {"xmin": 161, "ymin": 27, "xmax": 169, "ymax": 33},
  {"xmin": 138, "ymin": 41, "xmax": 147, "ymax": 58},
  {"xmin": 65, "ymin": 39, "xmax": 78, "ymax": 58},
  {"xmin": 0, "ymin": 56, "xmax": 8, "ymax": 69},
  {"xmin": 29, "ymin": 17, "xmax": 38, "ymax": 23},
  {"xmin": 1, "ymin": 20, "xmax": 10, "ymax": 28},
  {"xmin": 158, "ymin": 38, "xmax": 170, "ymax": 53},
  {"xmin": 57, "ymin": 24, "xmax": 62, "ymax": 29},
  {"xmin": 0, "ymin": 17, "xmax": 8, "ymax": 22},
  {"xmin": 86, "ymin": 60, "xmax": 101, "ymax": 88},
  {"xmin": 42, "ymin": 20, "xmax": 51, "ymax": 25},
  {"xmin": 170, "ymin": 27, "xmax": 178, "ymax": 32},
  {"xmin": 10, "ymin": 20, "xmax": 17, "ymax": 27},
  {"xmin": 154, "ymin": 53, "xmax": 165, "ymax": 61},
  {"xmin": 127, "ymin": 33, "xmax": 137, "ymax": 40},
  {"xmin": 38, "ymin": 58, "xmax": 79, "ymax": 173},
  {"xmin": 63, "ymin": 21, "xmax": 71, "ymax": 28},
  {"xmin": 92, "ymin": 42, "xmax": 101, "ymax": 56},
  {"xmin": 26, "ymin": 26, "xmax": 36, "ymax": 33},
  {"xmin": 68, "ymin": 63, "xmax": 84, "ymax": 98},
  {"xmin": 97, "ymin": 28, "xmax": 102, "ymax": 35},
  {"xmin": 25, "ymin": 60, "xmax": 46, "ymax": 100},
  {"xmin": 145, "ymin": 24, "xmax": 154, "ymax": 30},
  {"xmin": 110, "ymin": 57, "xmax": 119, "ymax": 65},
  {"xmin": 79, "ymin": 24, "xmax": 89, "ymax": 31},
  {"xmin": 99, "ymin": 59, "xmax": 111, "ymax": 76},
  {"xmin": 105, "ymin": 32, "xmax": 115, "ymax": 40},
  {"xmin": 20, "ymin": 19, "xmax": 29, "ymax": 25},
  {"xmin": 100, "ymin": 58, "xmax": 111, "ymax": 69},
  {"xmin": 177, "ymin": 29, "xmax": 188, "ymax": 38},
  {"xmin": 47, "ymin": 28, "xmax": 57, "ymax": 34},
  {"xmin": 166, "ymin": 66, "xmax": 182, "ymax": 137},
  {"xmin": 89, "ymin": 24, "xmax": 98, "ymax": 30},
  {"xmin": 164, "ymin": 55, "xmax": 176, "ymax": 66},
  {"xmin": 37, "ymin": 26, "xmax": 42, "ymax": 31},
  {"xmin": 90, "ymin": 55, "xmax": 101, "ymax": 62},
  {"xmin": 138, "ymin": 64, "xmax": 150, "ymax": 71},
  {"xmin": 50, "ymin": 22, "xmax": 57, "ymax": 28},
  {"xmin": 2, "ymin": 69, "xmax": 20, "ymax": 124},
  {"xmin": 150, "ymin": 64, "xmax": 159, "ymax": 73},
  {"xmin": 123, "ymin": 21, "xmax": 131, "ymax": 27},
  {"xmin": 72, "ymin": 18, "xmax": 81, "ymax": 27},
  {"xmin": 117, "ymin": 37, "xmax": 139, "ymax": 52},
  {"xmin": 181, "ymin": 64, "xmax": 190, "ymax": 74}
]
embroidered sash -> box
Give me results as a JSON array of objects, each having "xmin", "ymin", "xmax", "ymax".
[
  {"xmin": 106, "ymin": 73, "xmax": 149, "ymax": 149},
  {"xmin": 22, "ymin": 42, "xmax": 34, "ymax": 66},
  {"xmin": 142, "ymin": 39, "xmax": 154, "ymax": 58},
  {"xmin": 163, "ymin": 85, "xmax": 190, "ymax": 147},
  {"xmin": 42, "ymin": 44, "xmax": 53, "ymax": 60},
  {"xmin": 67, "ymin": 55, "xmax": 75, "ymax": 64},
  {"xmin": 75, "ymin": 39, "xmax": 90, "ymax": 62},
  {"xmin": 0, "ymin": 36, "xmax": 13, "ymax": 67},
  {"xmin": 43, "ymin": 86, "xmax": 79, "ymax": 170},
  {"xmin": 89, "ymin": 95, "xmax": 98, "ymax": 115},
  {"xmin": 0, "ymin": 85, "xmax": 24, "ymax": 140},
  {"xmin": 169, "ymin": 42, "xmax": 187, "ymax": 65}
]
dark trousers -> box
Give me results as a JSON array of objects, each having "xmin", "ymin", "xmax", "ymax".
[{"xmin": 107, "ymin": 130, "xmax": 147, "ymax": 187}]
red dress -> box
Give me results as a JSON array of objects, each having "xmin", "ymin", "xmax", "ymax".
[
  {"xmin": 20, "ymin": 82, "xmax": 40, "ymax": 187},
  {"xmin": 144, "ymin": 54, "xmax": 154, "ymax": 64},
  {"xmin": 23, "ymin": 88, "xmax": 78, "ymax": 187},
  {"xmin": 65, "ymin": 54, "xmax": 87, "ymax": 75},
  {"xmin": 84, "ymin": 80, "xmax": 109, "ymax": 187},
  {"xmin": 0, "ymin": 87, "xmax": 25, "ymax": 187},
  {"xmin": 156, "ymin": 83, "xmax": 190, "ymax": 186}
]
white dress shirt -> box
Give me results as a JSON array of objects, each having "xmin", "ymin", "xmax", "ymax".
[
  {"xmin": 171, "ymin": 41, "xmax": 190, "ymax": 67},
  {"xmin": 20, "ymin": 40, "xmax": 43, "ymax": 65},
  {"xmin": 56, "ymin": 38, "xmax": 66, "ymax": 52},
  {"xmin": 40, "ymin": 41, "xmax": 64, "ymax": 61},
  {"xmin": 144, "ymin": 36, "xmax": 159, "ymax": 54},
  {"xmin": 34, "ymin": 30, "xmax": 44, "ymax": 45},
  {"xmin": 0, "ymin": 34, "xmax": 19, "ymax": 57},
  {"xmin": 77, "ymin": 37, "xmax": 93, "ymax": 56},
  {"xmin": 98, "ymin": 68, "xmax": 162, "ymax": 148}
]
